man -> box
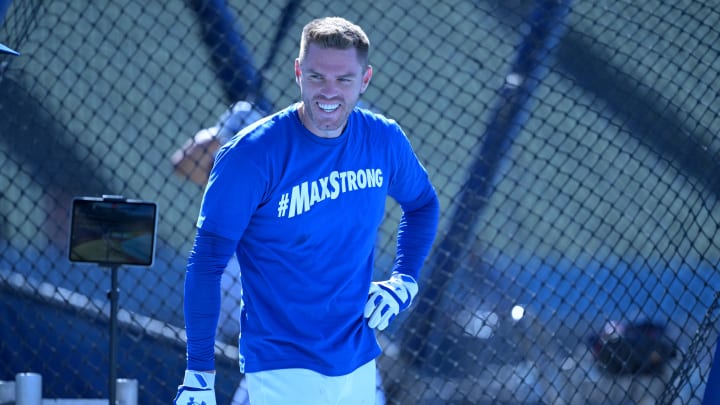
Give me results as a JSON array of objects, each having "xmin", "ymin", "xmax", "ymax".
[
  {"xmin": 175, "ymin": 16, "xmax": 439, "ymax": 405},
  {"xmin": 172, "ymin": 100, "xmax": 388, "ymax": 405},
  {"xmin": 172, "ymin": 100, "xmax": 263, "ymax": 187}
]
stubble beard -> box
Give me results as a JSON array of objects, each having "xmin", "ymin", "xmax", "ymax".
[{"xmin": 303, "ymin": 99, "xmax": 353, "ymax": 136}]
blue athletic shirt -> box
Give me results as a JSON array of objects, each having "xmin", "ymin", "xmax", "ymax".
[{"xmin": 185, "ymin": 103, "xmax": 439, "ymax": 376}]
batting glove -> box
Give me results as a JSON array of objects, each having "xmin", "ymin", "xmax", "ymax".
[
  {"xmin": 174, "ymin": 370, "xmax": 216, "ymax": 405},
  {"xmin": 364, "ymin": 272, "xmax": 419, "ymax": 331}
]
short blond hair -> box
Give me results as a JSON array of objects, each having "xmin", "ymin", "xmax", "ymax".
[{"xmin": 298, "ymin": 17, "xmax": 370, "ymax": 66}]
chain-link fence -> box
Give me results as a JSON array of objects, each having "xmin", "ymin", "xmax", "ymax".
[{"xmin": 1, "ymin": 0, "xmax": 719, "ymax": 403}]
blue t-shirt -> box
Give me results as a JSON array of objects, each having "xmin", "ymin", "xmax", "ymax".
[{"xmin": 186, "ymin": 104, "xmax": 438, "ymax": 376}]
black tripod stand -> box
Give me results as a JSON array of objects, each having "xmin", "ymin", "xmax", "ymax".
[{"xmin": 104, "ymin": 263, "xmax": 121, "ymax": 405}]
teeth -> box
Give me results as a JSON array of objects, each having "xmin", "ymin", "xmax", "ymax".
[{"xmin": 318, "ymin": 103, "xmax": 340, "ymax": 112}]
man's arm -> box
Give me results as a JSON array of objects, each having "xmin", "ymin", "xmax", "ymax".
[
  {"xmin": 175, "ymin": 228, "xmax": 235, "ymax": 404},
  {"xmin": 171, "ymin": 128, "xmax": 222, "ymax": 186},
  {"xmin": 184, "ymin": 228, "xmax": 236, "ymax": 370},
  {"xmin": 365, "ymin": 191, "xmax": 440, "ymax": 331},
  {"xmin": 171, "ymin": 101, "xmax": 263, "ymax": 186},
  {"xmin": 393, "ymin": 191, "xmax": 440, "ymax": 280}
]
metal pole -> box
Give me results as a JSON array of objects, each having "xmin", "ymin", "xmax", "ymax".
[
  {"xmin": 0, "ymin": 0, "xmax": 13, "ymax": 26},
  {"xmin": 15, "ymin": 372, "xmax": 41, "ymax": 405},
  {"xmin": 116, "ymin": 378, "xmax": 138, "ymax": 405},
  {"xmin": 188, "ymin": 0, "xmax": 272, "ymax": 113},
  {"xmin": 108, "ymin": 265, "xmax": 120, "ymax": 405},
  {"xmin": 402, "ymin": 0, "xmax": 573, "ymax": 366}
]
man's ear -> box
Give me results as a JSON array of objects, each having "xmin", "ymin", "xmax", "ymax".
[
  {"xmin": 294, "ymin": 59, "xmax": 301, "ymax": 86},
  {"xmin": 360, "ymin": 65, "xmax": 373, "ymax": 94}
]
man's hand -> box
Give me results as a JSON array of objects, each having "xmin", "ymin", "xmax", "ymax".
[
  {"xmin": 174, "ymin": 370, "xmax": 216, "ymax": 405},
  {"xmin": 364, "ymin": 272, "xmax": 419, "ymax": 331}
]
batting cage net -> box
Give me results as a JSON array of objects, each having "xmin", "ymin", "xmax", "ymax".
[{"xmin": 1, "ymin": 0, "xmax": 719, "ymax": 404}]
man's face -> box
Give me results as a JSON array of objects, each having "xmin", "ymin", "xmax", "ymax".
[{"xmin": 295, "ymin": 43, "xmax": 372, "ymax": 138}]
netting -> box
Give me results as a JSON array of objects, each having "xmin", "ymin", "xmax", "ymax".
[{"xmin": 1, "ymin": 0, "xmax": 719, "ymax": 404}]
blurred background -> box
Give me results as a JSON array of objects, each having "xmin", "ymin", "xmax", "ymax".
[{"xmin": 1, "ymin": 0, "xmax": 719, "ymax": 403}]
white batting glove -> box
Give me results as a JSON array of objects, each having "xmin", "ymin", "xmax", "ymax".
[
  {"xmin": 364, "ymin": 272, "xmax": 419, "ymax": 331},
  {"xmin": 174, "ymin": 370, "xmax": 216, "ymax": 405}
]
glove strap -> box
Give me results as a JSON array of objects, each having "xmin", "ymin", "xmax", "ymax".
[
  {"xmin": 390, "ymin": 272, "xmax": 419, "ymax": 309},
  {"xmin": 183, "ymin": 370, "xmax": 215, "ymax": 388}
]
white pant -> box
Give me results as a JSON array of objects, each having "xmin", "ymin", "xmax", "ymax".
[{"xmin": 242, "ymin": 360, "xmax": 379, "ymax": 405}]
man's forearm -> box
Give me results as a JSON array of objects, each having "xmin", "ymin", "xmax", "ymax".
[{"xmin": 393, "ymin": 193, "xmax": 440, "ymax": 279}]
